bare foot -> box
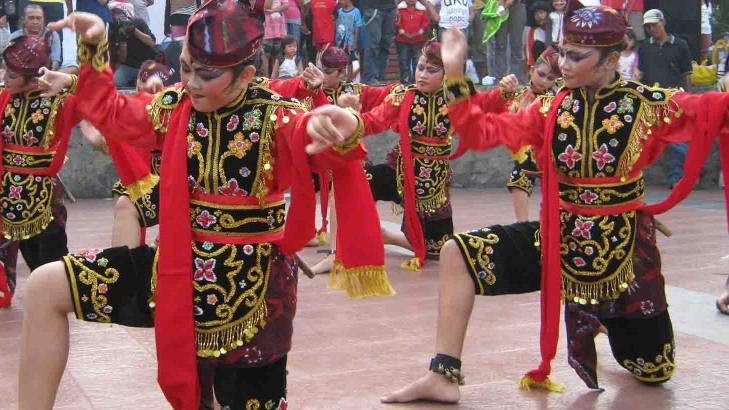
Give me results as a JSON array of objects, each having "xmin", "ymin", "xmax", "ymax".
[
  {"xmin": 311, "ymin": 253, "xmax": 335, "ymax": 275},
  {"xmin": 380, "ymin": 371, "xmax": 460, "ymax": 404},
  {"xmin": 716, "ymin": 289, "xmax": 729, "ymax": 315}
]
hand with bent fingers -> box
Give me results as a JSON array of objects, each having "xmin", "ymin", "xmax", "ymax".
[
  {"xmin": 337, "ymin": 93, "xmax": 361, "ymax": 111},
  {"xmin": 305, "ymin": 105, "xmax": 359, "ymax": 155},
  {"xmin": 441, "ymin": 28, "xmax": 468, "ymax": 80},
  {"xmin": 47, "ymin": 12, "xmax": 106, "ymax": 44},
  {"xmin": 37, "ymin": 67, "xmax": 75, "ymax": 98},
  {"xmin": 138, "ymin": 76, "xmax": 164, "ymax": 94},
  {"xmin": 499, "ymin": 74, "xmax": 519, "ymax": 95},
  {"xmin": 302, "ymin": 63, "xmax": 324, "ymax": 89}
]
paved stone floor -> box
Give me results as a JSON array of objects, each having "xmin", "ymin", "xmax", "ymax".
[{"xmin": 1, "ymin": 188, "xmax": 729, "ymax": 410}]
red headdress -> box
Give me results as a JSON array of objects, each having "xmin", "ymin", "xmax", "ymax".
[
  {"xmin": 138, "ymin": 59, "xmax": 175, "ymax": 85},
  {"xmin": 563, "ymin": 0, "xmax": 626, "ymax": 48},
  {"xmin": 421, "ymin": 40, "xmax": 442, "ymax": 68},
  {"xmin": 186, "ymin": 0, "xmax": 264, "ymax": 67},
  {"xmin": 2, "ymin": 33, "xmax": 51, "ymax": 76},
  {"xmin": 320, "ymin": 46, "xmax": 349, "ymax": 70}
]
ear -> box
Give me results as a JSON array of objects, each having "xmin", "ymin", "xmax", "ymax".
[
  {"xmin": 605, "ymin": 50, "xmax": 620, "ymax": 71},
  {"xmin": 237, "ymin": 65, "xmax": 257, "ymax": 83}
]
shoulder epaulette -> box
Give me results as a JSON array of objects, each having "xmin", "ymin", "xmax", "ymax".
[
  {"xmin": 384, "ymin": 84, "xmax": 414, "ymax": 107},
  {"xmin": 147, "ymin": 86, "xmax": 185, "ymax": 133}
]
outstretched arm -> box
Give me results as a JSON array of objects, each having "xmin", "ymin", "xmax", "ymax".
[{"xmin": 48, "ymin": 13, "xmax": 159, "ymax": 149}]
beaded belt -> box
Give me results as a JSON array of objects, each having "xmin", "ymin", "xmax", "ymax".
[
  {"xmin": 411, "ymin": 137, "xmax": 451, "ymax": 160},
  {"xmin": 189, "ymin": 192, "xmax": 286, "ymax": 244},
  {"xmin": 559, "ymin": 173, "xmax": 645, "ymax": 215}
]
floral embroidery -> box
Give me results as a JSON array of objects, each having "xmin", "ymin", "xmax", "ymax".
[
  {"xmin": 438, "ymin": 105, "xmax": 449, "ymax": 116},
  {"xmin": 4, "ymin": 105, "xmax": 15, "ymax": 116},
  {"xmin": 195, "ymin": 122, "xmax": 209, "ymax": 137},
  {"xmin": 75, "ymin": 249, "xmax": 101, "ymax": 263},
  {"xmin": 603, "ymin": 101, "xmax": 617, "ymax": 113},
  {"xmin": 195, "ymin": 210, "xmax": 217, "ymax": 228},
  {"xmin": 206, "ymin": 294, "xmax": 218, "ymax": 305},
  {"xmin": 557, "ymin": 144, "xmax": 583, "ymax": 169},
  {"xmin": 561, "ymin": 96, "xmax": 573, "ymax": 110},
  {"xmin": 226, "ymin": 114, "xmax": 240, "ymax": 131},
  {"xmin": 243, "ymin": 108, "xmax": 263, "ymax": 130},
  {"xmin": 240, "ymin": 167, "xmax": 252, "ymax": 177},
  {"xmin": 412, "ymin": 121, "xmax": 426, "ymax": 135},
  {"xmin": 573, "ymin": 256, "xmax": 587, "ymax": 267},
  {"xmin": 426, "ymin": 146, "xmax": 436, "ymax": 156},
  {"xmin": 249, "ymin": 132, "xmax": 260, "ymax": 142},
  {"xmin": 227, "ymin": 132, "xmax": 253, "ymax": 159},
  {"xmin": 591, "ymin": 143, "xmax": 616, "ymax": 170},
  {"xmin": 12, "ymin": 155, "xmax": 24, "ymax": 166},
  {"xmin": 434, "ymin": 122, "xmax": 447, "ymax": 135},
  {"xmin": 558, "ymin": 133, "xmax": 568, "ymax": 141},
  {"xmin": 30, "ymin": 109, "xmax": 43, "ymax": 123},
  {"xmin": 1, "ymin": 126, "xmax": 14, "ymax": 142},
  {"xmin": 413, "ymin": 105, "xmax": 425, "ymax": 115},
  {"xmin": 98, "ymin": 283, "xmax": 108, "ymax": 294},
  {"xmin": 570, "ymin": 7, "xmax": 602, "ymax": 28},
  {"xmin": 243, "ymin": 244, "xmax": 255, "ymax": 255},
  {"xmin": 194, "ymin": 258, "xmax": 217, "ymax": 282},
  {"xmin": 617, "ymin": 96, "xmax": 634, "ymax": 113},
  {"xmin": 652, "ymin": 92, "xmax": 663, "ymax": 100},
  {"xmin": 22, "ymin": 131, "xmax": 38, "ymax": 145},
  {"xmin": 602, "ymin": 114, "xmax": 624, "ymax": 134},
  {"xmin": 624, "ymin": 114, "xmax": 633, "ymax": 123},
  {"xmin": 571, "ymin": 219, "xmax": 594, "ymax": 239},
  {"xmin": 572, "ymin": 100, "xmax": 581, "ymax": 113},
  {"xmin": 640, "ymin": 300, "xmax": 655, "ymax": 315},
  {"xmin": 579, "ymin": 190, "xmax": 599, "ymax": 204},
  {"xmin": 8, "ymin": 185, "xmax": 22, "ymax": 200},
  {"xmin": 187, "ymin": 134, "xmax": 202, "ymax": 157},
  {"xmin": 419, "ymin": 166, "xmax": 432, "ymax": 178},
  {"xmin": 219, "ymin": 178, "xmax": 248, "ymax": 196},
  {"xmin": 557, "ymin": 111, "xmax": 575, "ymax": 128}
]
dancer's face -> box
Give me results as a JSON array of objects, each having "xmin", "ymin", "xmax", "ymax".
[
  {"xmin": 558, "ymin": 42, "xmax": 618, "ymax": 89},
  {"xmin": 530, "ymin": 61, "xmax": 558, "ymax": 94},
  {"xmin": 414, "ymin": 56, "xmax": 443, "ymax": 94},
  {"xmin": 3, "ymin": 69, "xmax": 35, "ymax": 95},
  {"xmin": 320, "ymin": 66, "xmax": 344, "ymax": 89},
  {"xmin": 180, "ymin": 46, "xmax": 255, "ymax": 113}
]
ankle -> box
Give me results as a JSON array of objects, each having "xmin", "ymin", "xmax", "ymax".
[{"xmin": 429, "ymin": 353, "xmax": 465, "ymax": 385}]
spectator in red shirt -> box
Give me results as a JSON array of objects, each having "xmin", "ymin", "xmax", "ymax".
[
  {"xmin": 310, "ymin": 0, "xmax": 337, "ymax": 56},
  {"xmin": 395, "ymin": 0, "xmax": 434, "ymax": 84}
]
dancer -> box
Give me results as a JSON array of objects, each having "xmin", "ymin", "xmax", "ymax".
[
  {"xmin": 505, "ymin": 46, "xmax": 561, "ymax": 222},
  {"xmin": 381, "ymin": 2, "xmax": 729, "ymax": 402},
  {"xmin": 360, "ymin": 41, "xmax": 512, "ymax": 270},
  {"xmin": 18, "ymin": 3, "xmax": 391, "ymax": 409}
]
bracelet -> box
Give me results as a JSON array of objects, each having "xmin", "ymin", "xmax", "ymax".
[{"xmin": 429, "ymin": 353, "xmax": 465, "ymax": 385}]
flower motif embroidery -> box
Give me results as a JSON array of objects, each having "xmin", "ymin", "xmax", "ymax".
[
  {"xmin": 227, "ymin": 132, "xmax": 253, "ymax": 159},
  {"xmin": 561, "ymin": 96, "xmax": 573, "ymax": 110},
  {"xmin": 652, "ymin": 92, "xmax": 664, "ymax": 100},
  {"xmin": 1, "ymin": 126, "xmax": 14, "ymax": 143},
  {"xmin": 194, "ymin": 258, "xmax": 217, "ymax": 282},
  {"xmin": 603, "ymin": 101, "xmax": 617, "ymax": 113},
  {"xmin": 438, "ymin": 105, "xmax": 449, "ymax": 116},
  {"xmin": 98, "ymin": 283, "xmax": 108, "ymax": 294},
  {"xmin": 22, "ymin": 131, "xmax": 38, "ymax": 145},
  {"xmin": 219, "ymin": 178, "xmax": 248, "ymax": 196},
  {"xmin": 425, "ymin": 146, "xmax": 436, "ymax": 156},
  {"xmin": 579, "ymin": 189, "xmax": 599, "ymax": 204},
  {"xmin": 195, "ymin": 210, "xmax": 217, "ymax": 228},
  {"xmin": 11, "ymin": 155, "xmax": 24, "ymax": 166},
  {"xmin": 76, "ymin": 249, "xmax": 101, "ymax": 263},
  {"xmin": 242, "ymin": 109, "xmax": 262, "ymax": 130},
  {"xmin": 413, "ymin": 105, "xmax": 425, "ymax": 115},
  {"xmin": 624, "ymin": 114, "xmax": 633, "ymax": 123},
  {"xmin": 29, "ymin": 110, "xmax": 44, "ymax": 124},
  {"xmin": 240, "ymin": 167, "xmax": 251, "ymax": 177},
  {"xmin": 572, "ymin": 100, "xmax": 581, "ymax": 113},
  {"xmin": 570, "ymin": 8, "xmax": 602, "ymax": 28},
  {"xmin": 640, "ymin": 300, "xmax": 655, "ymax": 315},
  {"xmin": 434, "ymin": 122, "xmax": 447, "ymax": 135},
  {"xmin": 419, "ymin": 166, "xmax": 432, "ymax": 178},
  {"xmin": 187, "ymin": 134, "xmax": 202, "ymax": 157},
  {"xmin": 572, "ymin": 256, "xmax": 587, "ymax": 267},
  {"xmin": 243, "ymin": 244, "xmax": 255, "ymax": 255},
  {"xmin": 412, "ymin": 121, "xmax": 426, "ymax": 135},
  {"xmin": 4, "ymin": 105, "xmax": 15, "ymax": 116},
  {"xmin": 8, "ymin": 185, "xmax": 22, "ymax": 200},
  {"xmin": 602, "ymin": 114, "xmax": 624, "ymax": 134},
  {"xmin": 557, "ymin": 144, "xmax": 583, "ymax": 169},
  {"xmin": 591, "ymin": 143, "xmax": 616, "ymax": 170},
  {"xmin": 557, "ymin": 111, "xmax": 575, "ymax": 128},
  {"xmin": 195, "ymin": 122, "xmax": 209, "ymax": 137},
  {"xmin": 226, "ymin": 114, "xmax": 240, "ymax": 131},
  {"xmin": 206, "ymin": 294, "xmax": 218, "ymax": 305},
  {"xmin": 617, "ymin": 96, "xmax": 634, "ymax": 114},
  {"xmin": 571, "ymin": 219, "xmax": 594, "ymax": 239},
  {"xmin": 249, "ymin": 132, "xmax": 260, "ymax": 142}
]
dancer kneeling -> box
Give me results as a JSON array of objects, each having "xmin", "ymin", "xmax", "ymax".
[{"xmin": 383, "ymin": 1, "xmax": 729, "ymax": 402}]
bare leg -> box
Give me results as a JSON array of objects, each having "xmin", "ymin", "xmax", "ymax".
[
  {"xmin": 18, "ymin": 261, "xmax": 74, "ymax": 410},
  {"xmin": 381, "ymin": 240, "xmax": 475, "ymax": 403},
  {"xmin": 111, "ymin": 196, "xmax": 142, "ymax": 248},
  {"xmin": 311, "ymin": 192, "xmax": 337, "ymax": 274},
  {"xmin": 510, "ymin": 189, "xmax": 530, "ymax": 222},
  {"xmin": 382, "ymin": 228, "xmax": 413, "ymax": 251}
]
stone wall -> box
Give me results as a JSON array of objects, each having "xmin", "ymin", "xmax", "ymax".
[{"xmin": 61, "ymin": 115, "xmax": 722, "ymax": 199}]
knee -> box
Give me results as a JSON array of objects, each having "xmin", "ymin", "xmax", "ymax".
[
  {"xmin": 26, "ymin": 261, "xmax": 70, "ymax": 312},
  {"xmin": 439, "ymin": 240, "xmax": 462, "ymax": 267}
]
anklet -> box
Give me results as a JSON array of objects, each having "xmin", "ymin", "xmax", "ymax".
[{"xmin": 429, "ymin": 354, "xmax": 465, "ymax": 385}]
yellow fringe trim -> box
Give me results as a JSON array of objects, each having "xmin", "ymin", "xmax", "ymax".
[
  {"xmin": 509, "ymin": 145, "xmax": 532, "ymax": 162},
  {"xmin": 391, "ymin": 203, "xmax": 404, "ymax": 216},
  {"xmin": 400, "ymin": 257, "xmax": 421, "ymax": 272},
  {"xmin": 317, "ymin": 231, "xmax": 328, "ymax": 246},
  {"xmin": 562, "ymin": 259, "xmax": 635, "ymax": 305},
  {"xmin": 329, "ymin": 260, "xmax": 396, "ymax": 298},
  {"xmin": 3, "ymin": 208, "xmax": 53, "ymax": 241},
  {"xmin": 415, "ymin": 190, "xmax": 448, "ymax": 213},
  {"xmin": 124, "ymin": 173, "xmax": 159, "ymax": 202},
  {"xmin": 518, "ymin": 375, "xmax": 565, "ymax": 392},
  {"xmin": 196, "ymin": 303, "xmax": 268, "ymax": 358}
]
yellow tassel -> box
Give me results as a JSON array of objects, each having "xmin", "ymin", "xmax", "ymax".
[
  {"xmin": 317, "ymin": 231, "xmax": 328, "ymax": 246},
  {"xmin": 329, "ymin": 260, "xmax": 396, "ymax": 298},
  {"xmin": 400, "ymin": 257, "xmax": 421, "ymax": 272},
  {"xmin": 391, "ymin": 203, "xmax": 404, "ymax": 216},
  {"xmin": 509, "ymin": 145, "xmax": 532, "ymax": 162},
  {"xmin": 518, "ymin": 375, "xmax": 564, "ymax": 393}
]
